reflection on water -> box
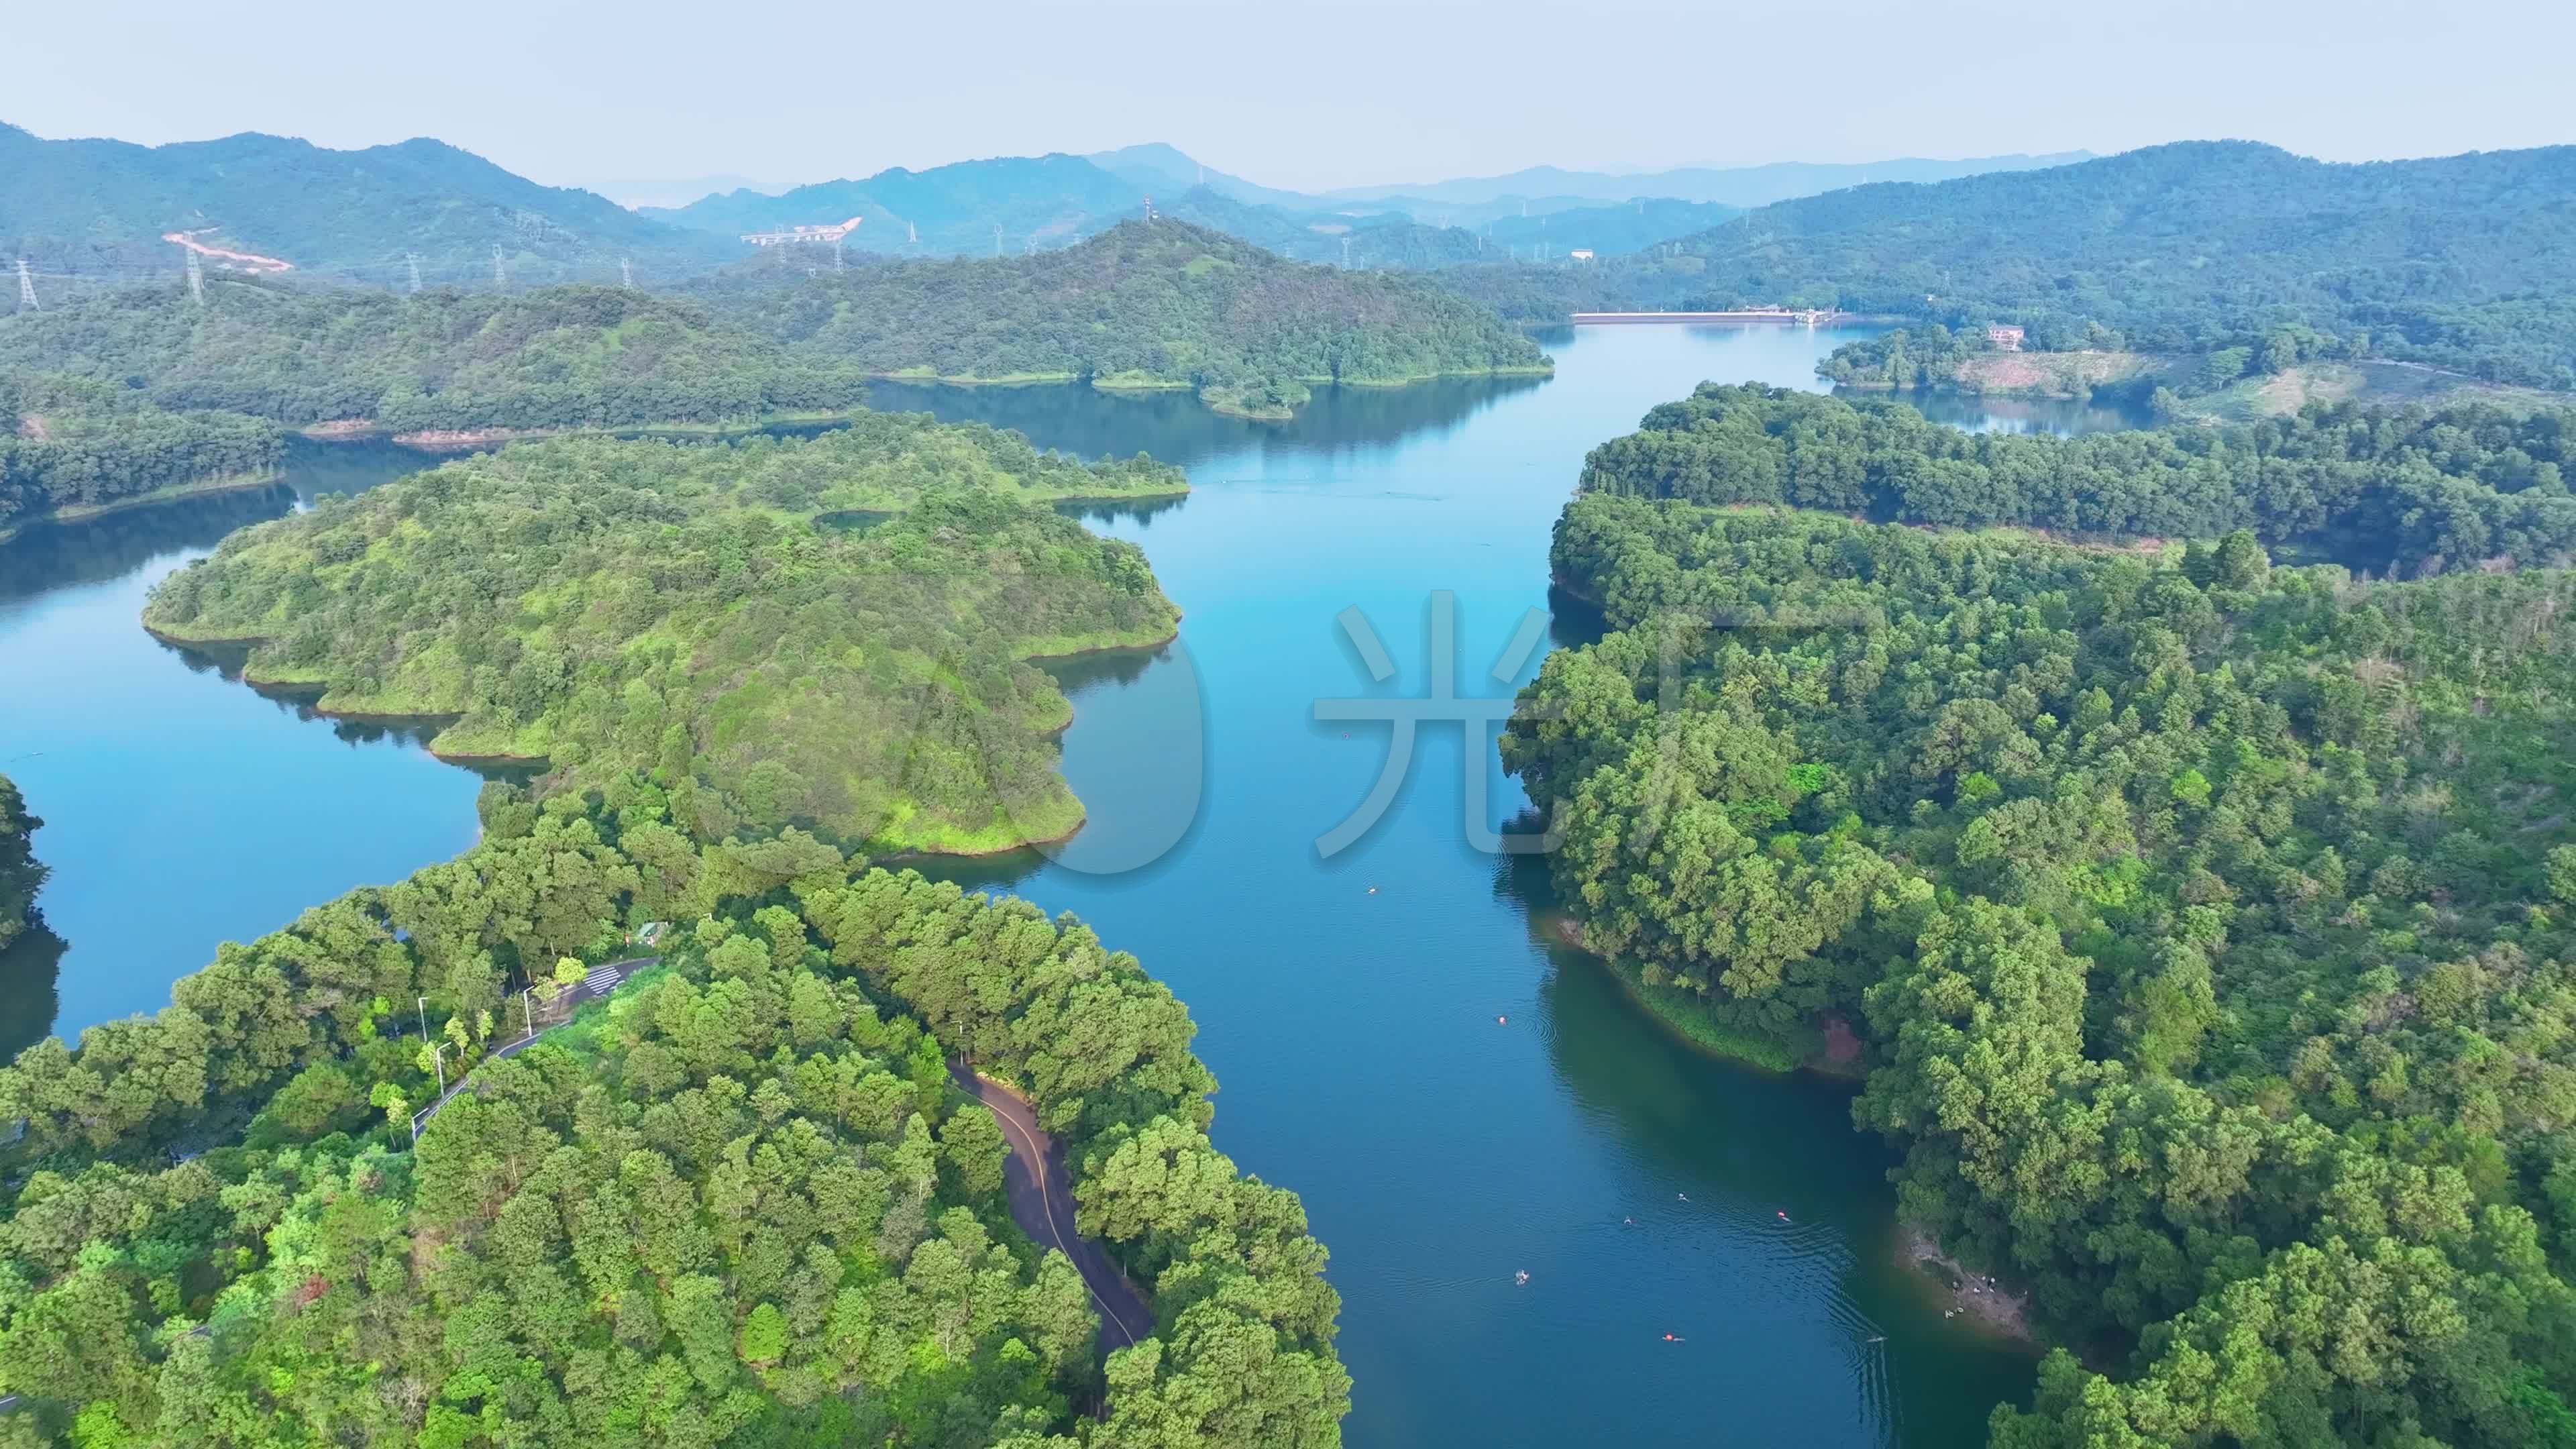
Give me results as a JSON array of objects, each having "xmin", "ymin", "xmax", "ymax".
[{"xmin": 1863, "ymin": 386, "xmax": 2154, "ymax": 436}]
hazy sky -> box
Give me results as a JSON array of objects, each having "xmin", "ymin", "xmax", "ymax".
[{"xmin": 13, "ymin": 0, "xmax": 2571, "ymax": 194}]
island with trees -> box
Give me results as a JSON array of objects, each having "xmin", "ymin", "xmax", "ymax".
[
  {"xmin": 1505, "ymin": 383, "xmax": 2576, "ymax": 1444},
  {"xmin": 688, "ymin": 219, "xmax": 1554, "ymax": 419},
  {"xmin": 0, "ymin": 774, "xmax": 1348, "ymax": 1446},
  {"xmin": 140, "ymin": 413, "xmax": 1187, "ymax": 856}
]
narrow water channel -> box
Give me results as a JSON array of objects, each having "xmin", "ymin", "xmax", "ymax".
[{"xmin": 0, "ymin": 324, "xmax": 2147, "ymax": 1444}]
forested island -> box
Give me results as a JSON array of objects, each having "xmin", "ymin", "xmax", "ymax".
[
  {"xmin": 0, "ymin": 776, "xmax": 1348, "ymax": 1446},
  {"xmin": 1578, "ymin": 383, "xmax": 2576, "ymax": 576},
  {"xmin": 1507, "ymin": 384, "xmax": 2576, "ymax": 1444},
  {"xmin": 142, "ymin": 415, "xmax": 1185, "ymax": 855},
  {"xmin": 688, "ymin": 220, "xmax": 1553, "ymax": 419}
]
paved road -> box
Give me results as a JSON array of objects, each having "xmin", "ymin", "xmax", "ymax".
[
  {"xmin": 949, "ymin": 1063, "xmax": 1152, "ymax": 1359},
  {"xmin": 411, "ymin": 957, "xmax": 656, "ymax": 1138}
]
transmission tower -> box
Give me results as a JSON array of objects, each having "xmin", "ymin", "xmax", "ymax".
[
  {"xmin": 992, "ymin": 224, "xmax": 1002, "ymax": 258},
  {"xmin": 15, "ymin": 258, "xmax": 37, "ymax": 311},
  {"xmin": 906, "ymin": 221, "xmax": 918, "ymax": 248},
  {"xmin": 621, "ymin": 257, "xmax": 635, "ymax": 288},
  {"xmin": 406, "ymin": 252, "xmax": 423, "ymax": 293},
  {"xmin": 1340, "ymin": 236, "xmax": 1352, "ymax": 268},
  {"xmin": 830, "ymin": 238, "xmax": 843, "ymax": 272},
  {"xmin": 491, "ymin": 244, "xmax": 506, "ymax": 290},
  {"xmin": 182, "ymin": 244, "xmax": 205, "ymax": 303}
]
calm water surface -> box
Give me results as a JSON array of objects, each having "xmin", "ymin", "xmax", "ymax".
[{"xmin": 0, "ymin": 325, "xmax": 2137, "ymax": 1444}]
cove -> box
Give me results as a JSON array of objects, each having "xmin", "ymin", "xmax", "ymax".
[{"xmin": 0, "ymin": 325, "xmax": 2143, "ymax": 1445}]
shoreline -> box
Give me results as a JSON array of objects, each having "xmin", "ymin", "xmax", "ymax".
[
  {"xmin": 0, "ymin": 468, "xmax": 285, "ymax": 545},
  {"xmin": 1898, "ymin": 1222, "xmax": 2035, "ymax": 1345},
  {"xmin": 299, "ymin": 410, "xmax": 869, "ymax": 449}
]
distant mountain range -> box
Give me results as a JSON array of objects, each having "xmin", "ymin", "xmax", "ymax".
[
  {"xmin": 0, "ymin": 123, "xmax": 739, "ymax": 292},
  {"xmin": 1313, "ymin": 152, "xmax": 2095, "ymax": 211}
]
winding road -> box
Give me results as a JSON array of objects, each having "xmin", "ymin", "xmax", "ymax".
[{"xmin": 949, "ymin": 1063, "xmax": 1152, "ymax": 1359}]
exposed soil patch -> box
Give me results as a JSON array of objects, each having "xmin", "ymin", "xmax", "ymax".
[
  {"xmin": 16, "ymin": 414, "xmax": 50, "ymax": 442},
  {"xmin": 392, "ymin": 427, "xmax": 547, "ymax": 451},
  {"xmin": 1900, "ymin": 1222, "xmax": 2032, "ymax": 1342},
  {"xmin": 302, "ymin": 419, "xmax": 380, "ymax": 440}
]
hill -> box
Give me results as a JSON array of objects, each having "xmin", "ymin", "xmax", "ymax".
[
  {"xmin": 1321, "ymin": 150, "xmax": 2091, "ymax": 209},
  {"xmin": 688, "ymin": 219, "xmax": 1553, "ymax": 417},
  {"xmin": 646, "ymin": 153, "xmax": 1147, "ymax": 256},
  {"xmin": 0, "ymin": 277, "xmax": 873, "ymax": 436},
  {"xmin": 1485, "ymin": 142, "xmax": 2576, "ymax": 391},
  {"xmin": 141, "ymin": 417, "xmax": 1185, "ymax": 853},
  {"xmin": 0, "ymin": 122, "xmax": 737, "ymax": 292}
]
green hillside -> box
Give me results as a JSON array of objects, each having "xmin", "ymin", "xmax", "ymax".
[
  {"xmin": 0, "ymin": 278, "xmax": 872, "ymax": 435},
  {"xmin": 0, "ymin": 122, "xmax": 739, "ymax": 292},
  {"xmin": 647, "ymin": 153, "xmax": 1146, "ymax": 256},
  {"xmin": 692, "ymin": 219, "xmax": 1552, "ymax": 417}
]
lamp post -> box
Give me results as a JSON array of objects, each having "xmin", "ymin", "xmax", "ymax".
[
  {"xmin": 521, "ymin": 989, "xmax": 535, "ymax": 1042},
  {"xmin": 430, "ymin": 1041, "xmax": 450, "ymax": 1099}
]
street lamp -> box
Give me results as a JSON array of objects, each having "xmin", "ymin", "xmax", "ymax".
[
  {"xmin": 417, "ymin": 996, "xmax": 429, "ymax": 1042},
  {"xmin": 430, "ymin": 1041, "xmax": 450, "ymax": 1098},
  {"xmin": 521, "ymin": 989, "xmax": 535, "ymax": 1042}
]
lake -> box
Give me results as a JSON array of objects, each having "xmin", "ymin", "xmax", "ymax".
[{"xmin": 0, "ymin": 323, "xmax": 2134, "ymax": 1444}]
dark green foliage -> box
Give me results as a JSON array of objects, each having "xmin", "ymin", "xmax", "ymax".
[
  {"xmin": 1578, "ymin": 382, "xmax": 2576, "ymax": 576},
  {"xmin": 140, "ymin": 419, "xmax": 1184, "ymax": 853},
  {"xmin": 1445, "ymin": 141, "xmax": 2576, "ymax": 388},
  {"xmin": 0, "ymin": 121, "xmax": 737, "ymax": 290},
  {"xmin": 0, "ymin": 788, "xmax": 1346, "ymax": 1448},
  {"xmin": 0, "ymin": 278, "xmax": 875, "ymax": 432},
  {"xmin": 1509, "ymin": 488, "xmax": 2576, "ymax": 1446},
  {"xmin": 0, "ymin": 372, "xmax": 284, "ymax": 533},
  {"xmin": 0, "ymin": 775, "xmax": 43, "ymax": 951},
  {"xmin": 688, "ymin": 220, "xmax": 1551, "ymax": 417}
]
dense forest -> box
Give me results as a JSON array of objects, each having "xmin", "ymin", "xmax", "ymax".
[
  {"xmin": 1578, "ymin": 382, "xmax": 2576, "ymax": 576},
  {"xmin": 0, "ymin": 372, "xmax": 285, "ymax": 535},
  {"xmin": 1510, "ymin": 438, "xmax": 2576, "ymax": 1441},
  {"xmin": 141, "ymin": 417, "xmax": 1184, "ymax": 855},
  {"xmin": 1444, "ymin": 142, "xmax": 2576, "ymax": 390},
  {"xmin": 0, "ymin": 279, "xmax": 877, "ymax": 436},
  {"xmin": 686, "ymin": 221, "xmax": 1552, "ymax": 419},
  {"xmin": 0, "ymin": 777, "xmax": 1346, "ymax": 1446},
  {"xmin": 1, "ymin": 121, "xmax": 735, "ymax": 291},
  {"xmin": 0, "ymin": 774, "xmax": 43, "ymax": 952}
]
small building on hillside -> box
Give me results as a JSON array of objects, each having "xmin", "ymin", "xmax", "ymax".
[
  {"xmin": 1986, "ymin": 324, "xmax": 2026, "ymax": 351},
  {"xmin": 1568, "ymin": 249, "xmax": 1595, "ymax": 261}
]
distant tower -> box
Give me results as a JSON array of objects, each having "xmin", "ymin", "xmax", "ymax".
[
  {"xmin": 183, "ymin": 243, "xmax": 205, "ymax": 303},
  {"xmin": 1142, "ymin": 194, "xmax": 1155, "ymax": 221},
  {"xmin": 491, "ymin": 244, "xmax": 506, "ymax": 289},
  {"xmin": 621, "ymin": 257, "xmax": 635, "ymax": 288},
  {"xmin": 15, "ymin": 258, "xmax": 38, "ymax": 311},
  {"xmin": 1340, "ymin": 236, "xmax": 1352, "ymax": 268},
  {"xmin": 830, "ymin": 237, "xmax": 843, "ymax": 272},
  {"xmin": 906, "ymin": 220, "xmax": 918, "ymax": 248},
  {"xmin": 406, "ymin": 252, "xmax": 424, "ymax": 293},
  {"xmin": 993, "ymin": 224, "xmax": 1003, "ymax": 258}
]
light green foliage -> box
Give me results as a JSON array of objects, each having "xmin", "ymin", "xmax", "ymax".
[
  {"xmin": 141, "ymin": 416, "xmax": 1184, "ymax": 853},
  {"xmin": 690, "ymin": 219, "xmax": 1550, "ymax": 417},
  {"xmin": 1510, "ymin": 469, "xmax": 2576, "ymax": 1445}
]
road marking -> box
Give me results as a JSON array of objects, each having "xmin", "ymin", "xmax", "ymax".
[{"xmin": 975, "ymin": 1081, "xmax": 1144, "ymax": 1348}]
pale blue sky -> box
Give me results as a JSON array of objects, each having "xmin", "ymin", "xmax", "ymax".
[{"xmin": 13, "ymin": 0, "xmax": 2571, "ymax": 194}]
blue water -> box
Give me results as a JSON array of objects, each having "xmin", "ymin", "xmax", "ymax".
[{"xmin": 0, "ymin": 324, "xmax": 2133, "ymax": 1443}]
